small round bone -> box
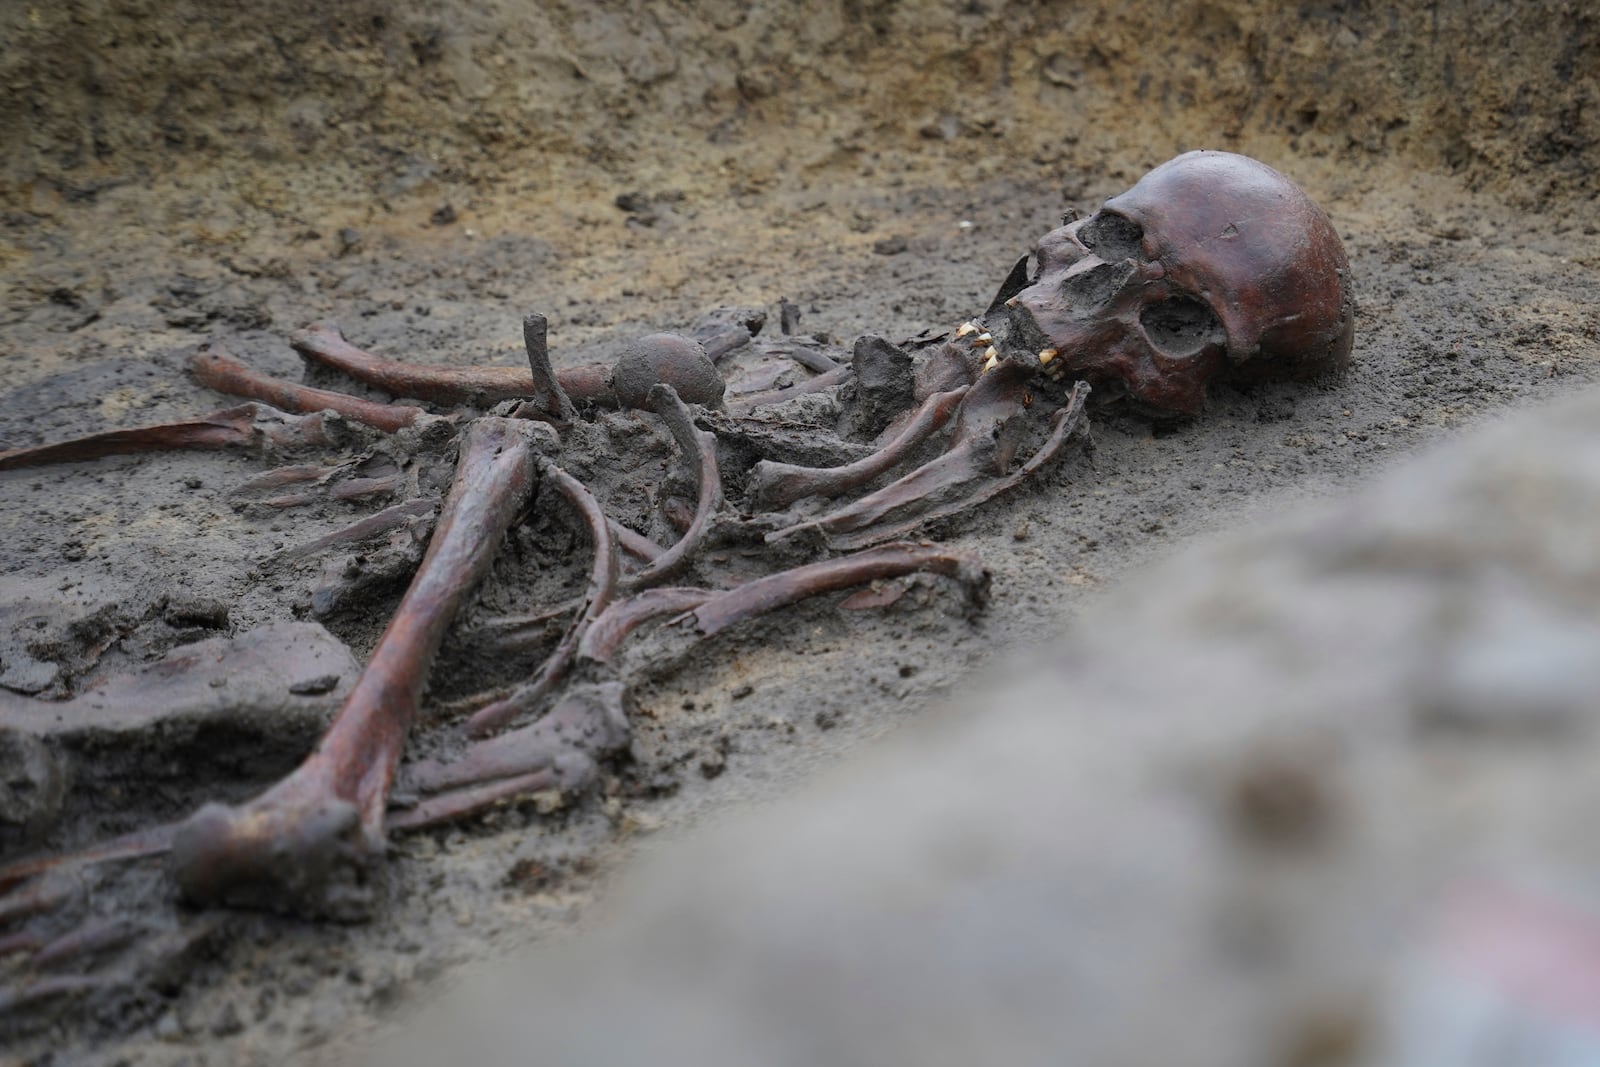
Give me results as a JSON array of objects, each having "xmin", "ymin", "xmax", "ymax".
[{"xmin": 608, "ymin": 334, "xmax": 726, "ymax": 410}]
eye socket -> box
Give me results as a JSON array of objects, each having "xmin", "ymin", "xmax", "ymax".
[
  {"xmin": 1141, "ymin": 296, "xmax": 1224, "ymax": 357},
  {"xmin": 1078, "ymin": 212, "xmax": 1144, "ymax": 260}
]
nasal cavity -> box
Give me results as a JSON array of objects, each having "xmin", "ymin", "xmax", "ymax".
[{"xmin": 1060, "ymin": 259, "xmax": 1136, "ymax": 309}]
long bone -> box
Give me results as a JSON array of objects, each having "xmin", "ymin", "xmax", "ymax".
[
  {"xmin": 165, "ymin": 416, "xmax": 547, "ymax": 917},
  {"xmin": 191, "ymin": 345, "xmax": 426, "ymax": 432},
  {"xmin": 0, "ymin": 403, "xmax": 356, "ymax": 472},
  {"xmin": 292, "ymin": 322, "xmax": 612, "ymax": 408}
]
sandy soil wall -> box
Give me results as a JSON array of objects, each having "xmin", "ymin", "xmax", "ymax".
[{"xmin": 4, "ymin": 0, "xmax": 1596, "ymax": 209}]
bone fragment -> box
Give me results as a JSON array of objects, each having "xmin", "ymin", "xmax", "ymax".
[{"xmin": 519, "ymin": 312, "xmax": 576, "ymax": 423}]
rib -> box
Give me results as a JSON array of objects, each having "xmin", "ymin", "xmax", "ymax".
[
  {"xmin": 405, "ymin": 682, "xmax": 627, "ymax": 799},
  {"xmin": 270, "ymin": 499, "xmax": 436, "ymax": 562},
  {"xmin": 747, "ymin": 385, "xmax": 969, "ymax": 508},
  {"xmin": 682, "ymin": 542, "xmax": 990, "ymax": 638},
  {"xmin": 622, "ymin": 385, "xmax": 723, "ymax": 591},
  {"xmin": 191, "ymin": 345, "xmax": 424, "ymax": 432},
  {"xmin": 767, "ymin": 370, "xmax": 1087, "ymax": 550},
  {"xmin": 387, "ymin": 767, "xmax": 562, "ymax": 831},
  {"xmin": 818, "ymin": 383, "xmax": 1090, "ymax": 551},
  {"xmin": 612, "ymin": 522, "xmax": 666, "ymax": 563},
  {"xmin": 465, "ymin": 461, "xmax": 619, "ymax": 737},
  {"xmin": 384, "ymin": 545, "xmax": 988, "ymax": 824},
  {"xmin": 578, "ymin": 586, "xmax": 712, "ymax": 663},
  {"xmin": 165, "ymin": 417, "xmax": 542, "ymax": 917}
]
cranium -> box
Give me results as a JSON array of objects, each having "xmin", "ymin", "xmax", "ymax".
[{"xmin": 995, "ymin": 150, "xmax": 1355, "ymax": 416}]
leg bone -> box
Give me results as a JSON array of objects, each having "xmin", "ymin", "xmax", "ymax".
[
  {"xmin": 291, "ymin": 322, "xmax": 612, "ymax": 409},
  {"xmin": 165, "ymin": 417, "xmax": 545, "ymax": 917},
  {"xmin": 0, "ymin": 403, "xmax": 354, "ymax": 472}
]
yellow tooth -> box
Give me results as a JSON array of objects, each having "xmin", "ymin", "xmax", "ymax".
[
  {"xmin": 976, "ymin": 332, "xmax": 992, "ymax": 344},
  {"xmin": 983, "ymin": 352, "xmax": 999, "ymax": 373},
  {"xmin": 955, "ymin": 322, "xmax": 979, "ymax": 338},
  {"xmin": 1038, "ymin": 348, "xmax": 1058, "ymax": 365},
  {"xmin": 983, "ymin": 345, "xmax": 998, "ymax": 361}
]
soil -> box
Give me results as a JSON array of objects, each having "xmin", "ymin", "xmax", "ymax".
[{"xmin": 0, "ymin": 1, "xmax": 1596, "ymax": 1063}]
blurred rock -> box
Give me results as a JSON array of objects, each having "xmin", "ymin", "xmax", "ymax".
[{"xmin": 376, "ymin": 385, "xmax": 1600, "ymax": 1067}]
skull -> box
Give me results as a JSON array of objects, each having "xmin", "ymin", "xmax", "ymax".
[{"xmin": 995, "ymin": 150, "xmax": 1355, "ymax": 416}]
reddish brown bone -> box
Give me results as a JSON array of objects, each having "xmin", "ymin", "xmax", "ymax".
[
  {"xmin": 0, "ymin": 403, "xmax": 343, "ymax": 472},
  {"xmin": 404, "ymin": 682, "xmax": 628, "ymax": 803},
  {"xmin": 291, "ymin": 323, "xmax": 612, "ymax": 408},
  {"xmin": 622, "ymin": 385, "xmax": 723, "ymax": 592},
  {"xmin": 405, "ymin": 590, "xmax": 709, "ymax": 800},
  {"xmin": 824, "ymin": 385, "xmax": 1089, "ymax": 551},
  {"xmin": 747, "ymin": 385, "xmax": 969, "ymax": 509},
  {"xmin": 391, "ymin": 544, "xmax": 987, "ymax": 829},
  {"xmin": 730, "ymin": 364, "xmax": 854, "ymax": 413},
  {"xmin": 519, "ymin": 312, "xmax": 576, "ymax": 423},
  {"xmin": 579, "ymin": 586, "xmax": 712, "ymax": 663},
  {"xmin": 685, "ymin": 542, "xmax": 989, "ymax": 637},
  {"xmin": 166, "ymin": 417, "xmax": 544, "ymax": 917},
  {"xmin": 191, "ymin": 345, "xmax": 425, "ymax": 432},
  {"xmin": 771, "ymin": 371, "xmax": 1088, "ymax": 549},
  {"xmin": 466, "ymin": 460, "xmax": 619, "ymax": 737}
]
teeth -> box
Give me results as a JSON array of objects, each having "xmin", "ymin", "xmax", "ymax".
[
  {"xmin": 976, "ymin": 332, "xmax": 992, "ymax": 344},
  {"xmin": 955, "ymin": 322, "xmax": 979, "ymax": 338},
  {"xmin": 983, "ymin": 345, "xmax": 999, "ymax": 361},
  {"xmin": 1038, "ymin": 348, "xmax": 1058, "ymax": 365},
  {"xmin": 983, "ymin": 351, "xmax": 1000, "ymax": 373}
]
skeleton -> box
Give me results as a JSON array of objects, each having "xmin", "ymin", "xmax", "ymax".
[{"xmin": 0, "ymin": 151, "xmax": 1352, "ymax": 1020}]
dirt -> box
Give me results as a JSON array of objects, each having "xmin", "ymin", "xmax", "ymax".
[{"xmin": 0, "ymin": 1, "xmax": 1596, "ymax": 1063}]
